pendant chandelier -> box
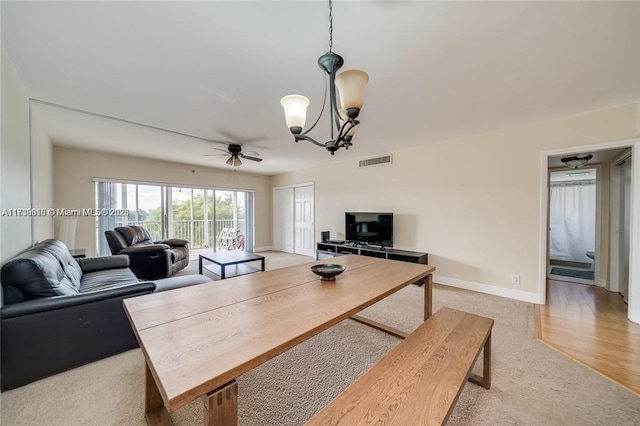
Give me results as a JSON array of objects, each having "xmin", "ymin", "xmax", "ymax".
[{"xmin": 280, "ymin": 0, "xmax": 369, "ymax": 155}]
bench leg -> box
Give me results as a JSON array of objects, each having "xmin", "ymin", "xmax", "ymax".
[
  {"xmin": 145, "ymin": 363, "xmax": 172, "ymax": 425},
  {"xmin": 424, "ymin": 273, "xmax": 433, "ymax": 321},
  {"xmin": 203, "ymin": 380, "xmax": 238, "ymax": 426},
  {"xmin": 468, "ymin": 330, "xmax": 492, "ymax": 389}
]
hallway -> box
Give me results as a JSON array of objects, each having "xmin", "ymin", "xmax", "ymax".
[{"xmin": 535, "ymin": 279, "xmax": 640, "ymax": 395}]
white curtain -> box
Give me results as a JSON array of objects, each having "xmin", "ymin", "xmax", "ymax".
[
  {"xmin": 96, "ymin": 181, "xmax": 118, "ymax": 256},
  {"xmin": 549, "ymin": 181, "xmax": 596, "ymax": 262}
]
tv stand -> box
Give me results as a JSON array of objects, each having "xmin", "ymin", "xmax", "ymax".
[{"xmin": 316, "ymin": 242, "xmax": 428, "ymax": 285}]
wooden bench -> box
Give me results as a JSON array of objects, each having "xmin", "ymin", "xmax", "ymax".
[{"xmin": 306, "ymin": 307, "xmax": 494, "ymax": 426}]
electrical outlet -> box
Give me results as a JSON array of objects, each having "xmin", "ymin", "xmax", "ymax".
[{"xmin": 511, "ymin": 274, "xmax": 520, "ymax": 285}]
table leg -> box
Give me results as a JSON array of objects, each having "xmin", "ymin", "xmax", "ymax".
[
  {"xmin": 199, "ymin": 256, "xmax": 203, "ymax": 275},
  {"xmin": 221, "ymin": 264, "xmax": 226, "ymax": 279},
  {"xmin": 203, "ymin": 380, "xmax": 238, "ymax": 426},
  {"xmin": 261, "ymin": 257, "xmax": 265, "ymax": 271},
  {"xmin": 145, "ymin": 363, "xmax": 172, "ymax": 425},
  {"xmin": 424, "ymin": 273, "xmax": 433, "ymax": 321},
  {"xmin": 482, "ymin": 330, "xmax": 492, "ymax": 389},
  {"xmin": 468, "ymin": 330, "xmax": 492, "ymax": 389}
]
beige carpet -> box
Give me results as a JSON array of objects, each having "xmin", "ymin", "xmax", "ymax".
[{"xmin": 2, "ymin": 252, "xmax": 639, "ymax": 425}]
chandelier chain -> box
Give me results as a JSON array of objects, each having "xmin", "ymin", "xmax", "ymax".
[
  {"xmin": 281, "ymin": 0, "xmax": 365, "ymax": 155},
  {"xmin": 328, "ymin": 0, "xmax": 333, "ymax": 52}
]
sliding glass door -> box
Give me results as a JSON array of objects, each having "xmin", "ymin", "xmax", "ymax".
[
  {"xmin": 213, "ymin": 191, "xmax": 250, "ymax": 251},
  {"xmin": 168, "ymin": 187, "xmax": 216, "ymax": 249},
  {"xmin": 131, "ymin": 184, "xmax": 165, "ymax": 240},
  {"xmin": 96, "ymin": 181, "xmax": 254, "ymax": 256}
]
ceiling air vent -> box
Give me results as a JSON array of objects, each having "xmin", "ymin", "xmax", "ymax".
[{"xmin": 359, "ymin": 154, "xmax": 392, "ymax": 168}]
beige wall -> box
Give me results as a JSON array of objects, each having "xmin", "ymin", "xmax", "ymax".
[
  {"xmin": 1, "ymin": 47, "xmax": 33, "ymax": 262},
  {"xmin": 271, "ymin": 103, "xmax": 640, "ymax": 302},
  {"xmin": 31, "ymin": 110, "xmax": 54, "ymax": 241},
  {"xmin": 53, "ymin": 147, "xmax": 272, "ymax": 257}
]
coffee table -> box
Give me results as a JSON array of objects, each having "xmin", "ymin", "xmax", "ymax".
[
  {"xmin": 123, "ymin": 255, "xmax": 435, "ymax": 425},
  {"xmin": 198, "ymin": 251, "xmax": 265, "ymax": 279}
]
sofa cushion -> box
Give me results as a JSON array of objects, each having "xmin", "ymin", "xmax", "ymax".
[
  {"xmin": 2, "ymin": 286, "xmax": 26, "ymax": 304},
  {"xmin": 39, "ymin": 239, "xmax": 83, "ymax": 288},
  {"xmin": 104, "ymin": 230, "xmax": 129, "ymax": 254},
  {"xmin": 77, "ymin": 255, "xmax": 130, "ymax": 273},
  {"xmin": 1, "ymin": 240, "xmax": 81, "ymax": 300},
  {"xmin": 116, "ymin": 225, "xmax": 152, "ymax": 246},
  {"xmin": 79, "ymin": 268, "xmax": 140, "ymax": 293}
]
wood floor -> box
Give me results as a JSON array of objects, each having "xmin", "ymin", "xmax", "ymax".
[{"xmin": 535, "ymin": 279, "xmax": 640, "ymax": 395}]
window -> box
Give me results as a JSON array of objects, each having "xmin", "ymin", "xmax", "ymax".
[{"xmin": 96, "ymin": 181, "xmax": 254, "ymax": 256}]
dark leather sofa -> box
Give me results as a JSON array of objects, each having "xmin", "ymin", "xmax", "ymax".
[
  {"xmin": 105, "ymin": 226, "xmax": 189, "ymax": 280},
  {"xmin": 0, "ymin": 239, "xmax": 209, "ymax": 390}
]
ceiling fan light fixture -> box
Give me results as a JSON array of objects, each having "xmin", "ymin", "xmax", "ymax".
[
  {"xmin": 561, "ymin": 154, "xmax": 593, "ymax": 169},
  {"xmin": 226, "ymin": 156, "xmax": 242, "ymax": 167},
  {"xmin": 280, "ymin": 0, "xmax": 368, "ymax": 155},
  {"xmin": 203, "ymin": 143, "xmax": 262, "ymax": 168}
]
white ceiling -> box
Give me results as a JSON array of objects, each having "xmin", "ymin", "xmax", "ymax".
[{"xmin": 3, "ymin": 1, "xmax": 639, "ymax": 175}]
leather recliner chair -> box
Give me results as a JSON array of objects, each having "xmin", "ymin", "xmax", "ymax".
[{"xmin": 104, "ymin": 226, "xmax": 189, "ymax": 280}]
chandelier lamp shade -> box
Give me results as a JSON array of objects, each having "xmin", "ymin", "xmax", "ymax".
[{"xmin": 280, "ymin": 0, "xmax": 369, "ymax": 155}]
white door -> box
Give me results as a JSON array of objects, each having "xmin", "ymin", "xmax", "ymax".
[
  {"xmin": 294, "ymin": 185, "xmax": 315, "ymax": 257},
  {"xmin": 274, "ymin": 188, "xmax": 294, "ymax": 253}
]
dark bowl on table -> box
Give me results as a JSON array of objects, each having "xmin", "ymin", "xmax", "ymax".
[{"xmin": 311, "ymin": 264, "xmax": 346, "ymax": 281}]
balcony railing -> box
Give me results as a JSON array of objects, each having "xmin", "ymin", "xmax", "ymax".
[{"xmin": 116, "ymin": 219, "xmax": 246, "ymax": 250}]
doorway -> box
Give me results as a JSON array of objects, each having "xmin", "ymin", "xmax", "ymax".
[
  {"xmin": 548, "ymin": 168, "xmax": 596, "ymax": 285},
  {"xmin": 538, "ymin": 150, "xmax": 640, "ymax": 394},
  {"xmin": 539, "ymin": 138, "xmax": 639, "ymax": 325}
]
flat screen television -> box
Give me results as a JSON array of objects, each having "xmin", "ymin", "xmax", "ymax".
[{"xmin": 345, "ymin": 212, "xmax": 394, "ymax": 247}]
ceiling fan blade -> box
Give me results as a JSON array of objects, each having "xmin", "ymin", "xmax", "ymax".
[
  {"xmin": 210, "ymin": 147, "xmax": 231, "ymax": 153},
  {"xmin": 242, "ymin": 150, "xmax": 260, "ymax": 156},
  {"xmin": 203, "ymin": 153, "xmax": 229, "ymax": 157},
  {"xmin": 241, "ymin": 155, "xmax": 263, "ymax": 162}
]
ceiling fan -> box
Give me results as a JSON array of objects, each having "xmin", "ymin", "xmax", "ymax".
[{"xmin": 204, "ymin": 144, "xmax": 263, "ymax": 167}]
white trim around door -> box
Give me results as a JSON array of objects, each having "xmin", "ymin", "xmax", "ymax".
[{"xmin": 539, "ymin": 138, "xmax": 640, "ymax": 324}]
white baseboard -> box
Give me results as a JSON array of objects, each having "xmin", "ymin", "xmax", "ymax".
[
  {"xmin": 433, "ymin": 275, "xmax": 542, "ymax": 304},
  {"xmin": 255, "ymin": 246, "xmax": 274, "ymax": 252},
  {"xmin": 256, "ymin": 246, "xmax": 315, "ymax": 258}
]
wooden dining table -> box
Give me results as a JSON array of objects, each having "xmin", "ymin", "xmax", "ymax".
[{"xmin": 123, "ymin": 254, "xmax": 435, "ymax": 425}]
